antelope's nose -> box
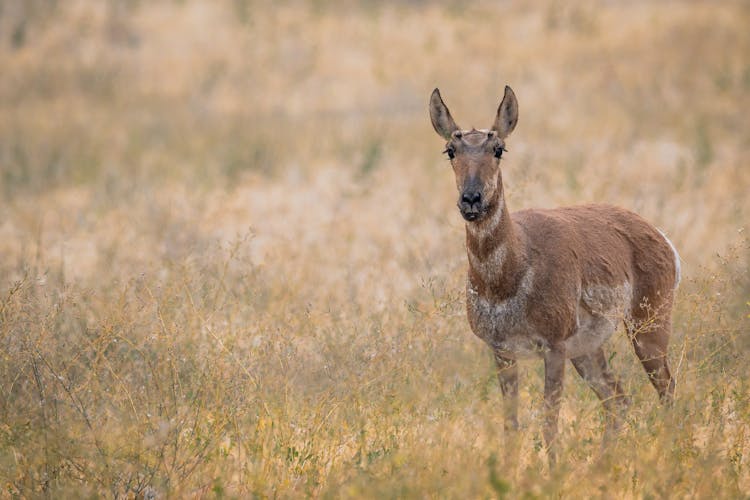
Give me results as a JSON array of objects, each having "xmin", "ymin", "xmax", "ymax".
[
  {"xmin": 459, "ymin": 190, "xmax": 483, "ymax": 221},
  {"xmin": 461, "ymin": 191, "xmax": 482, "ymax": 208}
]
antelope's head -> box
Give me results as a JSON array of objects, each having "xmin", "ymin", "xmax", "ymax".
[{"xmin": 429, "ymin": 86, "xmax": 518, "ymax": 222}]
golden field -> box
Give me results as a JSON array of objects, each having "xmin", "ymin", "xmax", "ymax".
[{"xmin": 1, "ymin": 1, "xmax": 749, "ymax": 497}]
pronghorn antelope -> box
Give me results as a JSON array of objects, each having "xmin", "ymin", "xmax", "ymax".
[{"xmin": 429, "ymin": 86, "xmax": 679, "ymax": 465}]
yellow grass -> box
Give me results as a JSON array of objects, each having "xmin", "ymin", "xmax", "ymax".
[{"xmin": 1, "ymin": 1, "xmax": 749, "ymax": 497}]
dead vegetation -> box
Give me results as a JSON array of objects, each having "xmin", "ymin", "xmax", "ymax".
[{"xmin": 1, "ymin": 1, "xmax": 749, "ymax": 497}]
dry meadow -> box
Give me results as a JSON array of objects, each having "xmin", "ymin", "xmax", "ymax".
[{"xmin": 1, "ymin": 1, "xmax": 749, "ymax": 497}]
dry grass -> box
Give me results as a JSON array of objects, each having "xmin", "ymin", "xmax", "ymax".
[{"xmin": 1, "ymin": 0, "xmax": 749, "ymax": 497}]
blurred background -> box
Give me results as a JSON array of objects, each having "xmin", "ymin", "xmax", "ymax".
[
  {"xmin": 1, "ymin": 1, "xmax": 748, "ymax": 281},
  {"xmin": 1, "ymin": 0, "xmax": 749, "ymax": 497}
]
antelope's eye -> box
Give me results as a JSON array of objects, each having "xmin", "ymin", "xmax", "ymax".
[
  {"xmin": 494, "ymin": 145, "xmax": 505, "ymax": 159},
  {"xmin": 443, "ymin": 146, "xmax": 455, "ymax": 160}
]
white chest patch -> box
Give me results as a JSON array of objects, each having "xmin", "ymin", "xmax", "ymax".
[{"xmin": 466, "ymin": 270, "xmax": 544, "ymax": 359}]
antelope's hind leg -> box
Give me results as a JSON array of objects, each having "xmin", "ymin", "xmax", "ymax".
[
  {"xmin": 628, "ymin": 304, "xmax": 675, "ymax": 404},
  {"xmin": 571, "ymin": 347, "xmax": 630, "ymax": 444}
]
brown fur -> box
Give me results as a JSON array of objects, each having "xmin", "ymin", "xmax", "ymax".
[
  {"xmin": 429, "ymin": 86, "xmax": 678, "ymax": 466},
  {"xmin": 511, "ymin": 204, "xmax": 677, "ymax": 339}
]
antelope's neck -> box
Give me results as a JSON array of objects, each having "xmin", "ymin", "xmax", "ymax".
[{"xmin": 465, "ymin": 191, "xmax": 527, "ymax": 300}]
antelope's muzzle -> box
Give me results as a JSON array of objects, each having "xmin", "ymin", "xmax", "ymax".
[{"xmin": 459, "ymin": 190, "xmax": 483, "ymax": 221}]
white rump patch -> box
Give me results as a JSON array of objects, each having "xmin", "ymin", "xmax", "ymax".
[{"xmin": 657, "ymin": 229, "xmax": 681, "ymax": 289}]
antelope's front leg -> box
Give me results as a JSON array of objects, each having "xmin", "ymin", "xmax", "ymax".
[
  {"xmin": 494, "ymin": 353, "xmax": 518, "ymax": 432},
  {"xmin": 543, "ymin": 346, "xmax": 566, "ymax": 467}
]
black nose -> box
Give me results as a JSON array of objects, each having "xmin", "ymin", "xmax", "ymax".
[{"xmin": 461, "ymin": 191, "xmax": 482, "ymax": 206}]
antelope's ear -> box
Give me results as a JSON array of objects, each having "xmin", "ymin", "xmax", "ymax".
[
  {"xmin": 492, "ymin": 85, "xmax": 518, "ymax": 139},
  {"xmin": 429, "ymin": 88, "xmax": 460, "ymax": 140}
]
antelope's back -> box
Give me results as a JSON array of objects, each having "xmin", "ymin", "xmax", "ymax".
[{"xmin": 512, "ymin": 204, "xmax": 679, "ymax": 305}]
